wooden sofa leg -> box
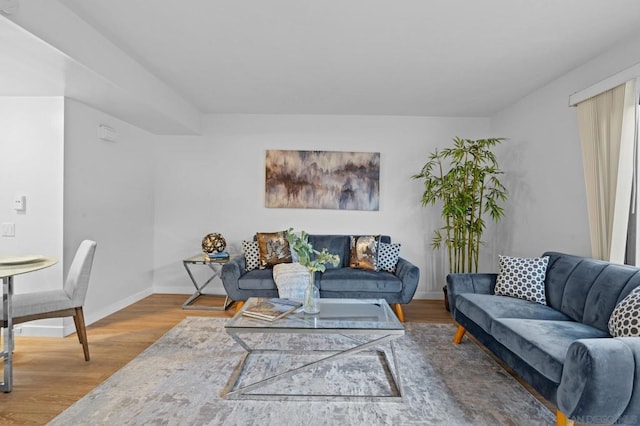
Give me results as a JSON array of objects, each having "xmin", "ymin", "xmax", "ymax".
[
  {"xmin": 393, "ymin": 303, "xmax": 405, "ymax": 322},
  {"xmin": 234, "ymin": 301, "xmax": 245, "ymax": 314},
  {"xmin": 453, "ymin": 325, "xmax": 466, "ymax": 344},
  {"xmin": 556, "ymin": 410, "xmax": 574, "ymax": 426}
]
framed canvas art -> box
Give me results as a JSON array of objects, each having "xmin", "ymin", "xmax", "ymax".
[{"xmin": 265, "ymin": 150, "xmax": 380, "ymax": 211}]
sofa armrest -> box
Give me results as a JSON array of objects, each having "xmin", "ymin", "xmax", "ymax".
[
  {"xmin": 220, "ymin": 255, "xmax": 247, "ymax": 301},
  {"xmin": 394, "ymin": 257, "xmax": 420, "ymax": 304},
  {"xmin": 446, "ymin": 273, "xmax": 497, "ymax": 317},
  {"xmin": 558, "ymin": 338, "xmax": 639, "ymax": 423}
]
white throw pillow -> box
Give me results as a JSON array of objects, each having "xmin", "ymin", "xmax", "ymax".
[
  {"xmin": 609, "ymin": 287, "xmax": 640, "ymax": 337},
  {"xmin": 494, "ymin": 255, "xmax": 549, "ymax": 305},
  {"xmin": 272, "ymin": 263, "xmax": 310, "ymax": 300},
  {"xmin": 242, "ymin": 240, "xmax": 260, "ymax": 271}
]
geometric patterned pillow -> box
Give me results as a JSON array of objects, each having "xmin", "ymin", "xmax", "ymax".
[
  {"xmin": 494, "ymin": 255, "xmax": 549, "ymax": 305},
  {"xmin": 242, "ymin": 240, "xmax": 260, "ymax": 271},
  {"xmin": 377, "ymin": 242, "xmax": 401, "ymax": 273},
  {"xmin": 609, "ymin": 287, "xmax": 640, "ymax": 337}
]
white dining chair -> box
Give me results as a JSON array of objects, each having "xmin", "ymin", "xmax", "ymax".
[{"xmin": 8, "ymin": 240, "xmax": 97, "ymax": 361}]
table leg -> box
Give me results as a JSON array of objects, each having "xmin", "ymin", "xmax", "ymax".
[
  {"xmin": 223, "ymin": 333, "xmax": 402, "ymax": 401},
  {"xmin": 182, "ymin": 261, "xmax": 232, "ymax": 311},
  {"xmin": 1, "ymin": 276, "xmax": 13, "ymax": 392}
]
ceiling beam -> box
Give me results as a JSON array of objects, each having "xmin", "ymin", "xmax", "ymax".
[{"xmin": 1, "ymin": 0, "xmax": 201, "ymax": 135}]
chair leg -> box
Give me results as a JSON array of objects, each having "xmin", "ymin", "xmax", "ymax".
[
  {"xmin": 393, "ymin": 303, "xmax": 405, "ymax": 322},
  {"xmin": 234, "ymin": 301, "xmax": 245, "ymax": 314},
  {"xmin": 453, "ymin": 325, "xmax": 466, "ymax": 344},
  {"xmin": 74, "ymin": 307, "xmax": 90, "ymax": 361}
]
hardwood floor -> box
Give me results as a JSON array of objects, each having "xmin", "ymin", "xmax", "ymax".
[{"xmin": 0, "ymin": 296, "xmax": 450, "ymax": 424}]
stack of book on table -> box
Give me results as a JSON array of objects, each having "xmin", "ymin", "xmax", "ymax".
[
  {"xmin": 207, "ymin": 251, "xmax": 229, "ymax": 261},
  {"xmin": 242, "ymin": 298, "xmax": 302, "ymax": 321}
]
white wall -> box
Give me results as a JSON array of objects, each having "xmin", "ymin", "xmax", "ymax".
[
  {"xmin": 0, "ymin": 97, "xmax": 64, "ymax": 292},
  {"xmin": 0, "ymin": 97, "xmax": 65, "ymax": 336},
  {"xmin": 153, "ymin": 114, "xmax": 490, "ymax": 299},
  {"xmin": 490, "ymin": 31, "xmax": 640, "ymax": 258},
  {"xmin": 63, "ymin": 99, "xmax": 156, "ymax": 333}
]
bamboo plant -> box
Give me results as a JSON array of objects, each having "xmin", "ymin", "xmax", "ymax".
[{"xmin": 412, "ymin": 137, "xmax": 507, "ymax": 274}]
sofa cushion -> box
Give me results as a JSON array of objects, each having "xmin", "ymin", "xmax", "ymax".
[
  {"xmin": 494, "ymin": 255, "xmax": 549, "ymax": 305},
  {"xmin": 609, "ymin": 287, "xmax": 640, "ymax": 337},
  {"xmin": 307, "ymin": 235, "xmax": 350, "ymax": 269},
  {"xmin": 319, "ymin": 268, "xmax": 402, "ymax": 293},
  {"xmin": 238, "ymin": 269, "xmax": 277, "ymax": 290},
  {"xmin": 492, "ymin": 318, "xmax": 610, "ymax": 383},
  {"xmin": 543, "ymin": 252, "xmax": 640, "ymax": 331},
  {"xmin": 456, "ymin": 293, "xmax": 571, "ymax": 334}
]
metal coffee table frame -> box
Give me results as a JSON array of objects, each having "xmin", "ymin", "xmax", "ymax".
[{"xmin": 223, "ymin": 298, "xmax": 405, "ymax": 402}]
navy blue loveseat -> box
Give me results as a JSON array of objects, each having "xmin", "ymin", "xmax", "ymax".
[
  {"xmin": 447, "ymin": 252, "xmax": 640, "ymax": 426},
  {"xmin": 221, "ymin": 234, "xmax": 420, "ymax": 321}
]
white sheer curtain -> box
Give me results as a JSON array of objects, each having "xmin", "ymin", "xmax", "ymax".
[{"xmin": 577, "ymin": 80, "xmax": 637, "ymax": 262}]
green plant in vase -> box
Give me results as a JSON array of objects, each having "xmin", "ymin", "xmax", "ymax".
[{"xmin": 282, "ymin": 228, "xmax": 340, "ymax": 314}]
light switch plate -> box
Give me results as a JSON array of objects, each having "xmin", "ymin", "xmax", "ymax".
[{"xmin": 1, "ymin": 223, "xmax": 15, "ymax": 237}]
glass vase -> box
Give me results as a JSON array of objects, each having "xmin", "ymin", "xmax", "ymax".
[{"xmin": 303, "ymin": 272, "xmax": 320, "ymax": 314}]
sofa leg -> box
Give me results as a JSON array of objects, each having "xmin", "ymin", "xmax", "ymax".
[
  {"xmin": 393, "ymin": 303, "xmax": 405, "ymax": 322},
  {"xmin": 453, "ymin": 325, "xmax": 466, "ymax": 344},
  {"xmin": 556, "ymin": 410, "xmax": 574, "ymax": 426},
  {"xmin": 234, "ymin": 301, "xmax": 245, "ymax": 314}
]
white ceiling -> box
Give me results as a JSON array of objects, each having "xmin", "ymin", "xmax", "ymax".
[{"xmin": 13, "ymin": 0, "xmax": 640, "ymax": 117}]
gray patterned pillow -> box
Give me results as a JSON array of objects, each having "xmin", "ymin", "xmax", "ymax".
[
  {"xmin": 609, "ymin": 287, "xmax": 640, "ymax": 337},
  {"xmin": 242, "ymin": 240, "xmax": 260, "ymax": 271},
  {"xmin": 494, "ymin": 255, "xmax": 549, "ymax": 305},
  {"xmin": 377, "ymin": 242, "xmax": 401, "ymax": 273}
]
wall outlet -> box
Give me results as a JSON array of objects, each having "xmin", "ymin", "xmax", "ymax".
[
  {"xmin": 1, "ymin": 223, "xmax": 15, "ymax": 237},
  {"xmin": 13, "ymin": 195, "xmax": 25, "ymax": 211}
]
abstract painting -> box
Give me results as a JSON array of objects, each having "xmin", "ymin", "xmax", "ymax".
[{"xmin": 265, "ymin": 150, "xmax": 380, "ymax": 210}]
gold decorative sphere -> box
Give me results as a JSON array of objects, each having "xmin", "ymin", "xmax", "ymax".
[{"xmin": 201, "ymin": 233, "xmax": 226, "ymax": 253}]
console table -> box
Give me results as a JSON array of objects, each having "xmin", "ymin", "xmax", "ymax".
[{"xmin": 182, "ymin": 254, "xmax": 232, "ymax": 311}]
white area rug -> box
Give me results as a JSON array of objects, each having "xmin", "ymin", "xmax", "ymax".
[{"xmin": 49, "ymin": 317, "xmax": 555, "ymax": 425}]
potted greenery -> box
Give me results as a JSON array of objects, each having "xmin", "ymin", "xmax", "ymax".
[
  {"xmin": 282, "ymin": 228, "xmax": 340, "ymax": 314},
  {"xmin": 412, "ymin": 137, "xmax": 508, "ymax": 310}
]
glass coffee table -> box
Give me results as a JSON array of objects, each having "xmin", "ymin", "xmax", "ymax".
[{"xmin": 223, "ymin": 298, "xmax": 405, "ymax": 401}]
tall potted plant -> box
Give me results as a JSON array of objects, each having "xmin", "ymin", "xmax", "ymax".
[{"xmin": 412, "ymin": 137, "xmax": 508, "ymax": 309}]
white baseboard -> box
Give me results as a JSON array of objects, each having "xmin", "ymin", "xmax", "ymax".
[
  {"xmin": 413, "ymin": 291, "xmax": 444, "ymax": 300},
  {"xmin": 83, "ymin": 287, "xmax": 153, "ymax": 328},
  {"xmin": 153, "ymin": 283, "xmax": 226, "ymax": 295},
  {"xmin": 17, "ymin": 323, "xmax": 66, "ymax": 338}
]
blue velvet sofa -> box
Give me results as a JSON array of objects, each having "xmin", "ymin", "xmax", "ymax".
[
  {"xmin": 220, "ymin": 234, "xmax": 420, "ymax": 321},
  {"xmin": 447, "ymin": 251, "xmax": 640, "ymax": 426}
]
